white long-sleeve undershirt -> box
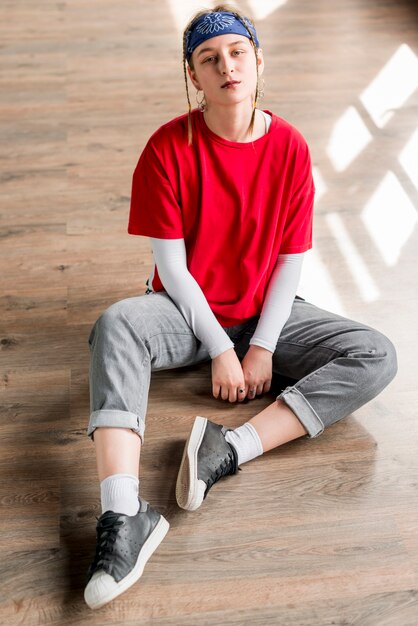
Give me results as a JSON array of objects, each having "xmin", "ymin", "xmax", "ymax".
[
  {"xmin": 150, "ymin": 237, "xmax": 304, "ymax": 358},
  {"xmin": 150, "ymin": 238, "xmax": 234, "ymax": 359},
  {"xmin": 248, "ymin": 252, "xmax": 304, "ymax": 352}
]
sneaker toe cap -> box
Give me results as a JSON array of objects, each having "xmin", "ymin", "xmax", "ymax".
[{"xmin": 84, "ymin": 571, "xmax": 118, "ymax": 610}]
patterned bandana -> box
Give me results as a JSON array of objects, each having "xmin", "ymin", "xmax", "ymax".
[{"xmin": 185, "ymin": 11, "xmax": 260, "ymax": 63}]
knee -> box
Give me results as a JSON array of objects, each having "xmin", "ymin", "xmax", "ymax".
[
  {"xmin": 88, "ymin": 300, "xmax": 135, "ymax": 348},
  {"xmin": 100, "ymin": 301, "xmax": 125, "ymax": 329},
  {"xmin": 366, "ymin": 329, "xmax": 398, "ymax": 387}
]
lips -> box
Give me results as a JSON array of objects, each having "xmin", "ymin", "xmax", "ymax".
[{"xmin": 221, "ymin": 80, "xmax": 241, "ymax": 88}]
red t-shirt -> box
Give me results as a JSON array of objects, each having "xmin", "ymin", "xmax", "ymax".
[{"xmin": 128, "ymin": 109, "xmax": 314, "ymax": 327}]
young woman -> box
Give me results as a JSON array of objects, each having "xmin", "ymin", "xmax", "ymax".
[{"xmin": 84, "ymin": 5, "xmax": 397, "ymax": 610}]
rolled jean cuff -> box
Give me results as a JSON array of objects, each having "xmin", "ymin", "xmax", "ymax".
[
  {"xmin": 277, "ymin": 386, "xmax": 325, "ymax": 439},
  {"xmin": 87, "ymin": 409, "xmax": 145, "ymax": 443}
]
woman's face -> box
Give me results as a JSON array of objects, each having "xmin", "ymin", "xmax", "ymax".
[{"xmin": 188, "ymin": 33, "xmax": 264, "ymax": 110}]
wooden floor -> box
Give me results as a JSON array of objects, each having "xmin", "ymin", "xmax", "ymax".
[{"xmin": 1, "ymin": 0, "xmax": 418, "ymax": 624}]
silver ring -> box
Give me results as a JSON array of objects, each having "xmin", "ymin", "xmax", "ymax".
[
  {"xmin": 249, "ymin": 388, "xmax": 256, "ymax": 393},
  {"xmin": 238, "ymin": 388, "xmax": 245, "ymax": 393}
]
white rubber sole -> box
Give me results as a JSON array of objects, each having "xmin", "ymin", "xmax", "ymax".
[
  {"xmin": 176, "ymin": 415, "xmax": 208, "ymax": 511},
  {"xmin": 84, "ymin": 515, "xmax": 170, "ymax": 610}
]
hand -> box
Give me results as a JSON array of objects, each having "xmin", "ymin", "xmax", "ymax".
[
  {"xmin": 241, "ymin": 345, "xmax": 273, "ymax": 399},
  {"xmin": 211, "ymin": 348, "xmax": 246, "ymax": 403}
]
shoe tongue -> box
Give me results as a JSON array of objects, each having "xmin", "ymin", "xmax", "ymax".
[
  {"xmin": 138, "ymin": 497, "xmax": 148, "ymax": 513},
  {"xmin": 100, "ymin": 510, "xmax": 124, "ymax": 525}
]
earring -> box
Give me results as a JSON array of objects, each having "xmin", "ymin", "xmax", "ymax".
[
  {"xmin": 257, "ymin": 77, "xmax": 265, "ymax": 100},
  {"xmin": 196, "ymin": 90, "xmax": 207, "ymax": 112}
]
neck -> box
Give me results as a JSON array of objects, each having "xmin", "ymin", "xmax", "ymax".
[{"xmin": 202, "ymin": 101, "xmax": 261, "ymax": 143}]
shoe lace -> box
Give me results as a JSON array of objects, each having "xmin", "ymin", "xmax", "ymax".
[
  {"xmin": 89, "ymin": 513, "xmax": 125, "ymax": 574},
  {"xmin": 205, "ymin": 444, "xmax": 239, "ymax": 493}
]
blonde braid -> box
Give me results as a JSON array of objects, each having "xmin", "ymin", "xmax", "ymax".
[{"xmin": 182, "ymin": 30, "xmax": 193, "ymax": 146}]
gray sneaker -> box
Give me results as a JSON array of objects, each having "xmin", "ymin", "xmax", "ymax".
[
  {"xmin": 84, "ymin": 497, "xmax": 169, "ymax": 609},
  {"xmin": 176, "ymin": 416, "xmax": 240, "ymax": 511}
]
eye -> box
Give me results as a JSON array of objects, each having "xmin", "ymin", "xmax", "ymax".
[
  {"xmin": 232, "ymin": 50, "xmax": 245, "ymax": 56},
  {"xmin": 203, "ymin": 56, "xmax": 216, "ymax": 63}
]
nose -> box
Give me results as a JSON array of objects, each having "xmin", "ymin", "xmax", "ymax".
[{"xmin": 219, "ymin": 52, "xmax": 234, "ymax": 75}]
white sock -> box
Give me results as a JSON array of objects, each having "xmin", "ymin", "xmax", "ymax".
[
  {"xmin": 100, "ymin": 473, "xmax": 140, "ymax": 516},
  {"xmin": 225, "ymin": 422, "xmax": 264, "ymax": 466}
]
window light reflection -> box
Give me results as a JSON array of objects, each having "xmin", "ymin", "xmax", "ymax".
[
  {"xmin": 327, "ymin": 106, "xmax": 372, "ymax": 172},
  {"xmin": 312, "ymin": 167, "xmax": 327, "ymax": 203},
  {"xmin": 360, "ymin": 44, "xmax": 418, "ymax": 129},
  {"xmin": 247, "ymin": 0, "xmax": 288, "ymax": 20},
  {"xmin": 399, "ymin": 127, "xmax": 418, "ymax": 193},
  {"xmin": 169, "ymin": 0, "xmax": 287, "ymax": 31},
  {"xmin": 169, "ymin": 0, "xmax": 216, "ymax": 31},
  {"xmin": 361, "ymin": 171, "xmax": 417, "ymax": 266},
  {"xmin": 298, "ymin": 249, "xmax": 346, "ymax": 316},
  {"xmin": 326, "ymin": 213, "xmax": 379, "ymax": 302}
]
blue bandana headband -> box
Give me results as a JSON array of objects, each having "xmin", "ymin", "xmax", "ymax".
[{"xmin": 185, "ymin": 11, "xmax": 260, "ymax": 63}]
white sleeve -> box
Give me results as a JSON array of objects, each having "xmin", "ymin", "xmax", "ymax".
[
  {"xmin": 249, "ymin": 253, "xmax": 304, "ymax": 353},
  {"xmin": 150, "ymin": 237, "xmax": 235, "ymax": 359}
]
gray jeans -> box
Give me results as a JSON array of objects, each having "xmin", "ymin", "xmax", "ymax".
[{"xmin": 87, "ymin": 292, "xmax": 397, "ymax": 443}]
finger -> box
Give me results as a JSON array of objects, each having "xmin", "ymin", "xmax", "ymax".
[
  {"xmin": 248, "ymin": 385, "xmax": 257, "ymax": 399},
  {"xmin": 256, "ymin": 384, "xmax": 264, "ymax": 396},
  {"xmin": 229, "ymin": 386, "xmax": 238, "ymax": 403},
  {"xmin": 221, "ymin": 385, "xmax": 229, "ymax": 401},
  {"xmin": 237, "ymin": 386, "xmax": 247, "ymax": 402},
  {"xmin": 213, "ymin": 383, "xmax": 220, "ymax": 399},
  {"xmin": 264, "ymin": 380, "xmax": 272, "ymax": 394},
  {"xmin": 237, "ymin": 386, "xmax": 246, "ymax": 402}
]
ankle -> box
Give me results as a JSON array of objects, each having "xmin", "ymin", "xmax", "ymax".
[
  {"xmin": 224, "ymin": 422, "xmax": 264, "ymax": 465},
  {"xmin": 100, "ymin": 473, "xmax": 140, "ymax": 516}
]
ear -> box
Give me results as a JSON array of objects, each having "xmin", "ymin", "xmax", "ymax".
[
  {"xmin": 187, "ymin": 65, "xmax": 202, "ymax": 91},
  {"xmin": 256, "ymin": 48, "xmax": 265, "ymax": 76}
]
